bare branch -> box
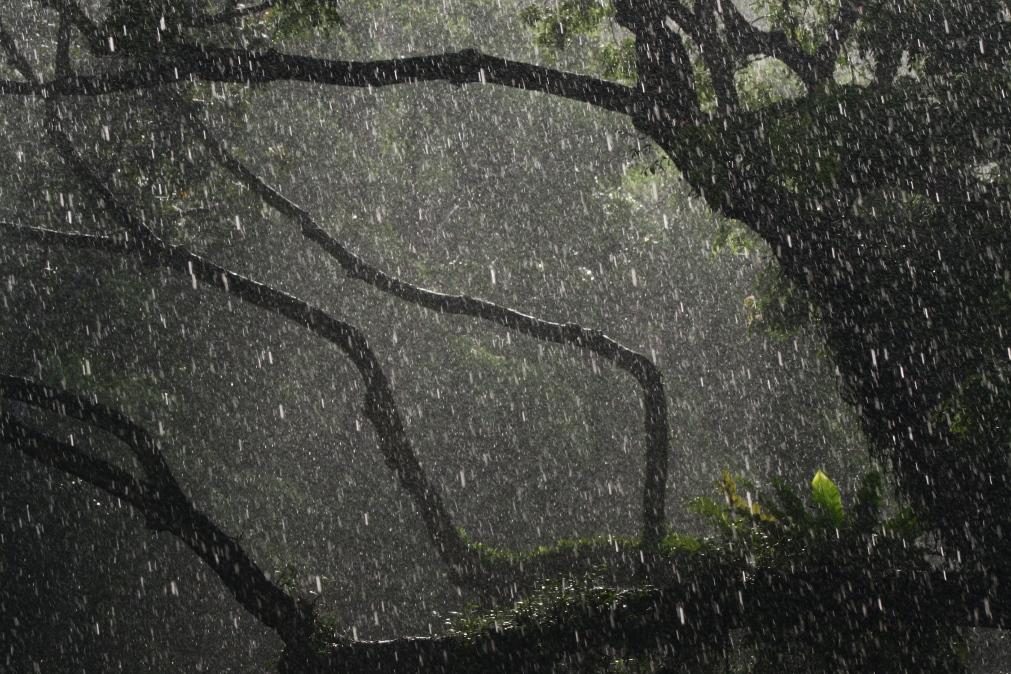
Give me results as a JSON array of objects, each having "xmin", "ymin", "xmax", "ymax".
[
  {"xmin": 184, "ymin": 107, "xmax": 672, "ymax": 549},
  {"xmin": 0, "ymin": 44, "xmax": 642, "ymax": 115},
  {"xmin": 0, "ymin": 382, "xmax": 318, "ymax": 661},
  {"xmin": 11, "ymin": 225, "xmax": 478, "ymax": 583},
  {"xmin": 42, "ymin": 0, "xmax": 107, "ymax": 54},
  {"xmin": 31, "ymin": 114, "xmax": 480, "ymax": 585},
  {"xmin": 54, "ymin": 10, "xmax": 72, "ymax": 78},
  {"xmin": 0, "ymin": 17, "xmax": 39, "ymax": 83},
  {"xmin": 0, "ymin": 373, "xmax": 170, "ymax": 479},
  {"xmin": 713, "ymin": 0, "xmax": 863, "ymax": 91},
  {"xmin": 1, "ymin": 221, "xmax": 129, "ymax": 252},
  {"xmin": 44, "ymin": 117, "xmax": 162, "ymax": 249},
  {"xmin": 718, "ymin": 3, "xmax": 817, "ymax": 83},
  {"xmin": 0, "ymin": 413, "xmax": 147, "ymax": 507}
]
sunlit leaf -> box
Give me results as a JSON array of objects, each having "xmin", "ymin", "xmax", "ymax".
[{"xmin": 810, "ymin": 470, "xmax": 844, "ymax": 525}]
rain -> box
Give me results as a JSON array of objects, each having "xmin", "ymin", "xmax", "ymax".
[{"xmin": 0, "ymin": 0, "xmax": 1009, "ymax": 671}]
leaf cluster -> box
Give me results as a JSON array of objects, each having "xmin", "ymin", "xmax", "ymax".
[
  {"xmin": 265, "ymin": 0, "xmax": 345, "ymax": 40},
  {"xmin": 519, "ymin": 0, "xmax": 613, "ymax": 52},
  {"xmin": 690, "ymin": 469, "xmax": 920, "ymax": 560}
]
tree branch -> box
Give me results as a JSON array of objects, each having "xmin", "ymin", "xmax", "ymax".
[
  {"xmin": 42, "ymin": 0, "xmax": 107, "ymax": 54},
  {"xmin": 717, "ymin": 1, "xmax": 820, "ymax": 89},
  {"xmin": 0, "ymin": 44, "xmax": 642, "ymax": 115},
  {"xmin": 0, "ymin": 373, "xmax": 170, "ymax": 480},
  {"xmin": 0, "ymin": 17, "xmax": 40, "ymax": 83},
  {"xmin": 321, "ymin": 559, "xmax": 1008, "ymax": 672},
  {"xmin": 615, "ymin": 0, "xmax": 700, "ymax": 121},
  {"xmin": 1, "ymin": 221, "xmax": 129, "ymax": 252},
  {"xmin": 0, "ymin": 413, "xmax": 147, "ymax": 507},
  {"xmin": 814, "ymin": 0, "xmax": 864, "ymax": 83},
  {"xmin": 10, "ymin": 227, "xmax": 476, "ymax": 580},
  {"xmin": 184, "ymin": 107, "xmax": 672, "ymax": 549},
  {"xmin": 0, "ymin": 382, "xmax": 319, "ymax": 663},
  {"xmin": 28, "ymin": 113, "xmax": 483, "ymax": 590}
]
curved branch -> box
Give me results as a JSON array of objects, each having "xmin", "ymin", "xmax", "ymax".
[
  {"xmin": 5, "ymin": 220, "xmax": 476, "ymax": 584},
  {"xmin": 0, "ymin": 413, "xmax": 147, "ymax": 507},
  {"xmin": 0, "ymin": 386, "xmax": 317, "ymax": 659},
  {"xmin": 186, "ymin": 110, "xmax": 672, "ymax": 549},
  {"xmin": 1, "ymin": 44, "xmax": 641, "ymax": 115},
  {"xmin": 22, "ymin": 117, "xmax": 480, "ymax": 583},
  {"xmin": 0, "ymin": 373, "xmax": 169, "ymax": 479},
  {"xmin": 707, "ymin": 0, "xmax": 863, "ymax": 92}
]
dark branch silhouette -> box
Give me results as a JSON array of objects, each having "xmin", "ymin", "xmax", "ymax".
[
  {"xmin": 0, "ymin": 44, "xmax": 642, "ymax": 115},
  {"xmin": 37, "ymin": 101, "xmax": 481, "ymax": 582},
  {"xmin": 180, "ymin": 104, "xmax": 672, "ymax": 549},
  {"xmin": 0, "ymin": 377, "xmax": 319, "ymax": 666}
]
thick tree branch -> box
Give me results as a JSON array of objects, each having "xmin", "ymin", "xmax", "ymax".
[
  {"xmin": 22, "ymin": 37, "xmax": 476, "ymax": 592},
  {"xmin": 0, "ymin": 373, "xmax": 170, "ymax": 480},
  {"xmin": 0, "ymin": 382, "xmax": 318, "ymax": 661},
  {"xmin": 28, "ymin": 116, "xmax": 480, "ymax": 590},
  {"xmin": 0, "ymin": 413, "xmax": 147, "ymax": 507},
  {"xmin": 9, "ymin": 225, "xmax": 476, "ymax": 581},
  {"xmin": 0, "ymin": 44, "xmax": 641, "ymax": 115},
  {"xmin": 184, "ymin": 108, "xmax": 672, "ymax": 549},
  {"xmin": 5, "ymin": 387, "xmax": 1008, "ymax": 673},
  {"xmin": 613, "ymin": 0, "xmax": 700, "ymax": 120},
  {"xmin": 715, "ymin": 1, "xmax": 821, "ymax": 89},
  {"xmin": 321, "ymin": 558, "xmax": 1007, "ymax": 672}
]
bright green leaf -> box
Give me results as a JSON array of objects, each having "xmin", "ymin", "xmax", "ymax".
[{"xmin": 810, "ymin": 470, "xmax": 844, "ymax": 525}]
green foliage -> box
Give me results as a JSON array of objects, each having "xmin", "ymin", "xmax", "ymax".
[
  {"xmin": 711, "ymin": 220, "xmax": 762, "ymax": 256},
  {"xmin": 657, "ymin": 531, "xmax": 702, "ymax": 554},
  {"xmin": 266, "ymin": 0, "xmax": 345, "ymax": 40},
  {"xmin": 519, "ymin": 0, "xmax": 612, "ymax": 52},
  {"xmin": 753, "ymin": 0, "xmax": 840, "ymax": 53},
  {"xmin": 742, "ymin": 263, "xmax": 816, "ymax": 338},
  {"xmin": 735, "ymin": 58, "xmax": 807, "ymax": 109},
  {"xmin": 445, "ymin": 574, "xmax": 622, "ymax": 637},
  {"xmin": 691, "ymin": 58, "xmax": 718, "ymax": 112},
  {"xmin": 690, "ymin": 469, "xmax": 921, "ymax": 564},
  {"xmin": 593, "ymin": 38, "xmax": 636, "ymax": 82},
  {"xmin": 450, "ymin": 468, "xmax": 958, "ymax": 672},
  {"xmin": 687, "ymin": 469, "xmax": 963, "ymax": 672},
  {"xmin": 463, "ymin": 530, "xmax": 640, "ymax": 569}
]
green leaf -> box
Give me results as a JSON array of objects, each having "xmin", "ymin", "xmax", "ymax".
[{"xmin": 810, "ymin": 470, "xmax": 844, "ymax": 525}]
